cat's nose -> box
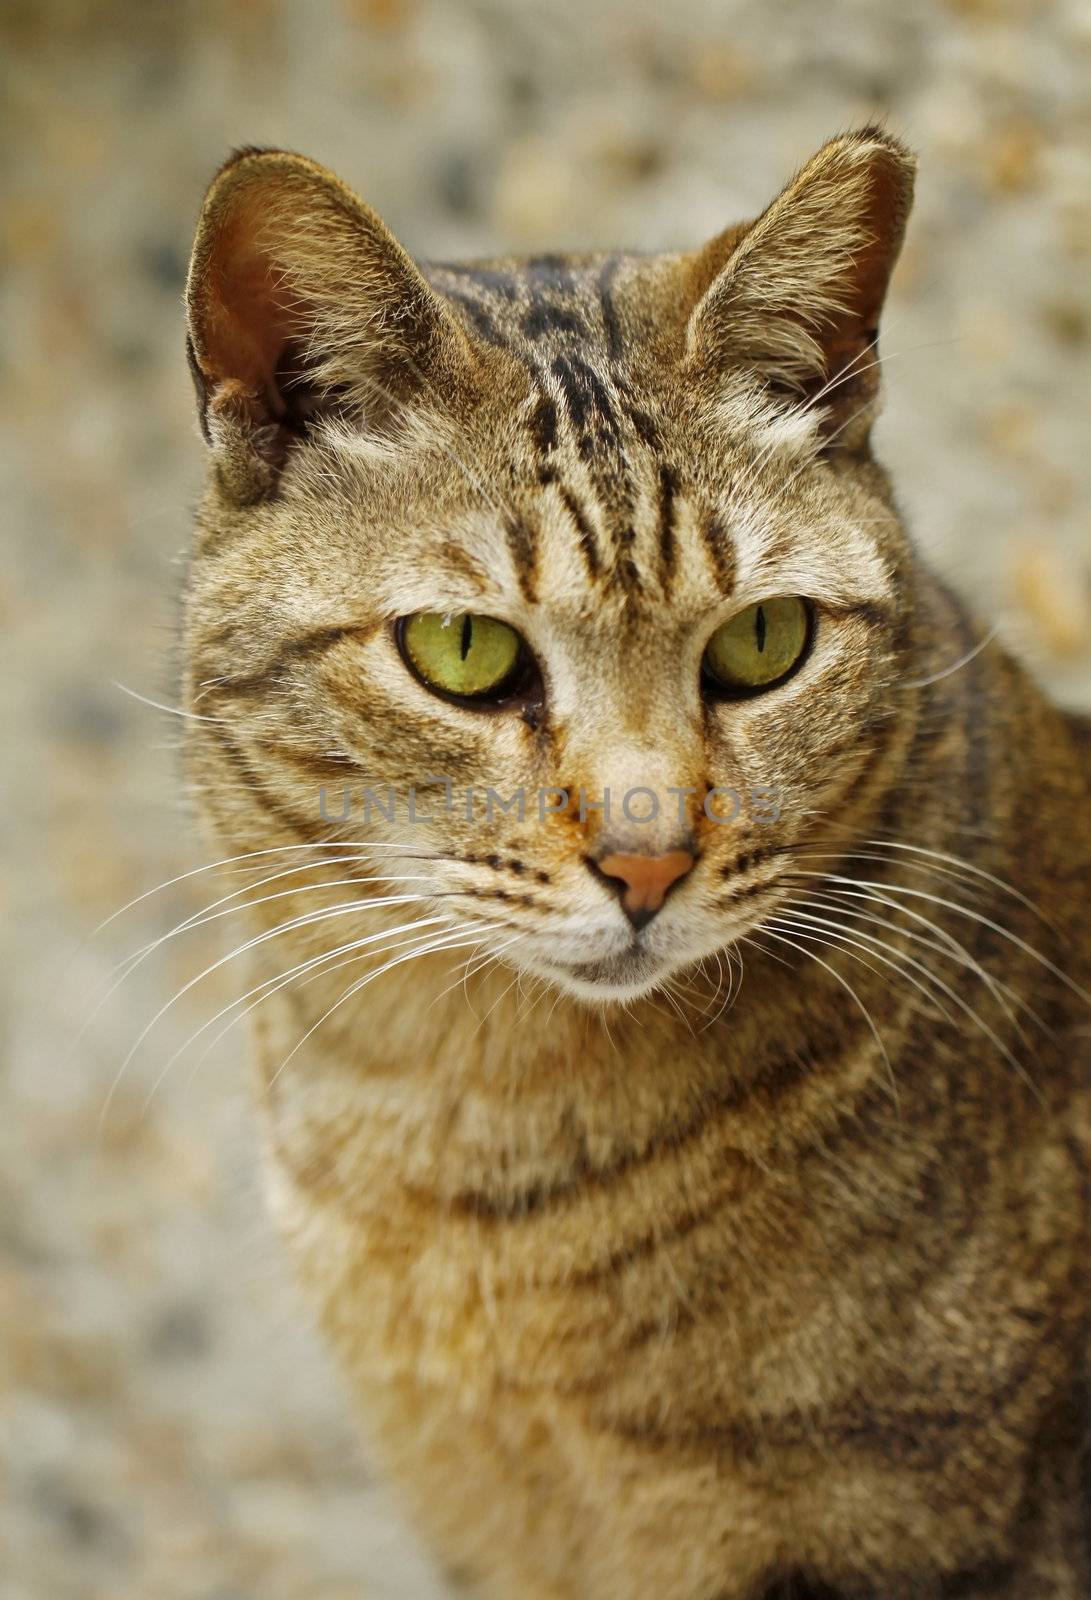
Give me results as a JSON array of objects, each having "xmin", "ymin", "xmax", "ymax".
[{"xmin": 590, "ymin": 849, "xmax": 695, "ymax": 931}]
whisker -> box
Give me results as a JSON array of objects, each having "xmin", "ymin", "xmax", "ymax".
[
  {"xmin": 664, "ymin": 973, "xmax": 720, "ymax": 1022},
  {"xmin": 153, "ymin": 916, "xmax": 459, "ymax": 1116},
  {"xmin": 267, "ymin": 927, "xmax": 523, "ymax": 1091},
  {"xmin": 75, "ymin": 863, "xmax": 434, "ymax": 1062},
  {"xmin": 658, "ymin": 980, "xmax": 698, "ymax": 1038},
  {"xmin": 783, "ymin": 882, "xmax": 1048, "ymax": 1041},
  {"xmin": 113, "ymin": 867, "xmax": 437, "ymax": 979},
  {"xmin": 699, "ymin": 943, "xmax": 746, "ymax": 1032},
  {"xmin": 860, "ymin": 837, "xmax": 1054, "ymax": 929},
  {"xmin": 788, "ymin": 871, "xmax": 1090, "ymax": 1009},
  {"xmin": 112, "ymin": 679, "xmax": 230, "ymax": 724},
  {"xmin": 429, "ymin": 937, "xmax": 520, "ymax": 1019},
  {"xmin": 726, "ymin": 323, "xmax": 943, "ymax": 507},
  {"xmin": 753, "ymin": 924, "xmax": 896, "ymax": 1102},
  {"xmin": 97, "ymin": 893, "xmax": 435, "ymax": 1130},
  {"xmin": 768, "ymin": 908, "xmax": 1043, "ymax": 1106},
  {"xmin": 791, "ymin": 848, "xmax": 996, "ymax": 904},
  {"xmin": 467, "ymin": 944, "xmax": 534, "ymax": 1037},
  {"xmin": 91, "ymin": 840, "xmax": 426, "ymax": 936},
  {"xmin": 172, "ymin": 917, "xmax": 468, "ymax": 1108},
  {"xmin": 900, "ymin": 626, "xmax": 998, "ymax": 691}
]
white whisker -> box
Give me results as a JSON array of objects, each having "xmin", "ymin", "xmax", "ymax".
[
  {"xmin": 75, "ymin": 862, "xmax": 433, "ymax": 1061},
  {"xmin": 91, "ymin": 840, "xmax": 424, "ymax": 936},
  {"xmin": 97, "ymin": 893, "xmax": 434, "ymax": 1130},
  {"xmin": 769, "ymin": 907, "xmax": 1043, "ymax": 1105},
  {"xmin": 162, "ymin": 917, "xmax": 460, "ymax": 1113},
  {"xmin": 784, "ymin": 882, "xmax": 1047, "ymax": 1041},
  {"xmin": 112, "ymin": 679, "xmax": 229, "ymax": 724},
  {"xmin": 268, "ymin": 927, "xmax": 523, "ymax": 1090},
  {"xmin": 900, "ymin": 626, "xmax": 998, "ymax": 691},
  {"xmin": 788, "ymin": 872, "xmax": 1090, "ymax": 1009},
  {"xmin": 753, "ymin": 925, "xmax": 896, "ymax": 1103}
]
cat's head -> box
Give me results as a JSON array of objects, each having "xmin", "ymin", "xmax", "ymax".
[{"xmin": 184, "ymin": 130, "xmax": 918, "ymax": 1003}]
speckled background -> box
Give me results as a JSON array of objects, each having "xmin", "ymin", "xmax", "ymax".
[{"xmin": 3, "ymin": 2, "xmax": 1090, "ymax": 1596}]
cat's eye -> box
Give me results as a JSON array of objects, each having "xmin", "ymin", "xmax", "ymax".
[
  {"xmin": 398, "ymin": 612, "xmax": 528, "ymax": 702},
  {"xmin": 702, "ymin": 596, "xmax": 812, "ymax": 694}
]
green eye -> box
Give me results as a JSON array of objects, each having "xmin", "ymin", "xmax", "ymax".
[
  {"xmin": 703, "ymin": 597, "xmax": 812, "ymax": 693},
  {"xmin": 399, "ymin": 612, "xmax": 526, "ymax": 700}
]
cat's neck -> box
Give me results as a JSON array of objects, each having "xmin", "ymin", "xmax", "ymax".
[{"xmin": 253, "ymin": 908, "xmax": 914, "ymax": 1219}]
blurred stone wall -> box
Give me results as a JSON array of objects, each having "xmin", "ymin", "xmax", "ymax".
[{"xmin": 2, "ymin": 2, "xmax": 1089, "ymax": 1597}]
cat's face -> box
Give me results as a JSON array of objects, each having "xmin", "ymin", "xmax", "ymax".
[{"xmin": 185, "ymin": 133, "xmax": 916, "ymax": 1002}]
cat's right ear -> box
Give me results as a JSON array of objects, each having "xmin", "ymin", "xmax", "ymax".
[
  {"xmin": 684, "ymin": 128, "xmax": 916, "ymax": 452},
  {"xmin": 186, "ymin": 148, "xmax": 476, "ymax": 501}
]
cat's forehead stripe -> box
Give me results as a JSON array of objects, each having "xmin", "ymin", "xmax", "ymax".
[
  {"xmin": 656, "ymin": 463, "xmax": 678, "ymax": 591},
  {"xmin": 550, "ymin": 353, "xmax": 623, "ymax": 451},
  {"xmin": 429, "ymin": 256, "xmax": 662, "ymax": 582},
  {"xmin": 428, "ymin": 256, "xmax": 624, "ymax": 382},
  {"xmin": 420, "ymin": 256, "xmax": 889, "ymax": 613},
  {"xmin": 700, "ymin": 510, "xmax": 737, "ymax": 594},
  {"xmin": 547, "ymin": 475, "xmax": 602, "ymax": 580},
  {"xmin": 597, "ymin": 255, "xmax": 625, "ymax": 365},
  {"xmin": 505, "ymin": 513, "xmax": 539, "ymax": 605}
]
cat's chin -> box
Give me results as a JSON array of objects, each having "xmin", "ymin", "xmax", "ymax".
[{"xmin": 527, "ymin": 949, "xmax": 683, "ymax": 1005}]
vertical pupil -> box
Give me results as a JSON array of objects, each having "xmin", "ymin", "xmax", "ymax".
[
  {"xmin": 755, "ymin": 605, "xmax": 767, "ymax": 654},
  {"xmin": 460, "ymin": 615, "xmax": 474, "ymax": 660}
]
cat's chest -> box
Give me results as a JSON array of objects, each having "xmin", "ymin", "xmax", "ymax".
[
  {"xmin": 254, "ymin": 982, "xmax": 902, "ymax": 1400},
  {"xmin": 266, "ymin": 1143, "xmax": 1032, "ymax": 1600},
  {"xmin": 260, "ymin": 1044, "xmax": 885, "ymax": 1427},
  {"xmin": 254, "ymin": 1006, "xmax": 1082, "ymax": 1599}
]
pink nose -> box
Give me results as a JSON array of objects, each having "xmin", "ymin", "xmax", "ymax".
[{"xmin": 594, "ymin": 850, "xmax": 695, "ymax": 928}]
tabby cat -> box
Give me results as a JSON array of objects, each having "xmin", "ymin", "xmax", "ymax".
[{"xmin": 182, "ymin": 130, "xmax": 1091, "ymax": 1598}]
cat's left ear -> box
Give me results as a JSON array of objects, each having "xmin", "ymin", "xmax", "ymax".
[
  {"xmin": 186, "ymin": 147, "xmax": 478, "ymax": 501},
  {"xmin": 685, "ymin": 127, "xmax": 916, "ymax": 451}
]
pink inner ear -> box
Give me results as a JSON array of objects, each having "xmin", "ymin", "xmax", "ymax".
[
  {"xmin": 787, "ymin": 152, "xmax": 908, "ymax": 419},
  {"xmin": 831, "ymin": 152, "xmax": 908, "ymax": 348},
  {"xmin": 198, "ymin": 195, "xmax": 298, "ymax": 419}
]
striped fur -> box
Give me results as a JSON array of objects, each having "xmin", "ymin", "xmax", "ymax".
[{"xmin": 183, "ymin": 132, "xmax": 1091, "ymax": 1598}]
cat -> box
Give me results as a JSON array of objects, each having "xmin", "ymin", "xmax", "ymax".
[{"xmin": 182, "ymin": 130, "xmax": 1091, "ymax": 1598}]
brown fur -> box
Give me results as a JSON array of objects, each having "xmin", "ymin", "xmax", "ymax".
[{"xmin": 182, "ymin": 131, "xmax": 1091, "ymax": 1598}]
